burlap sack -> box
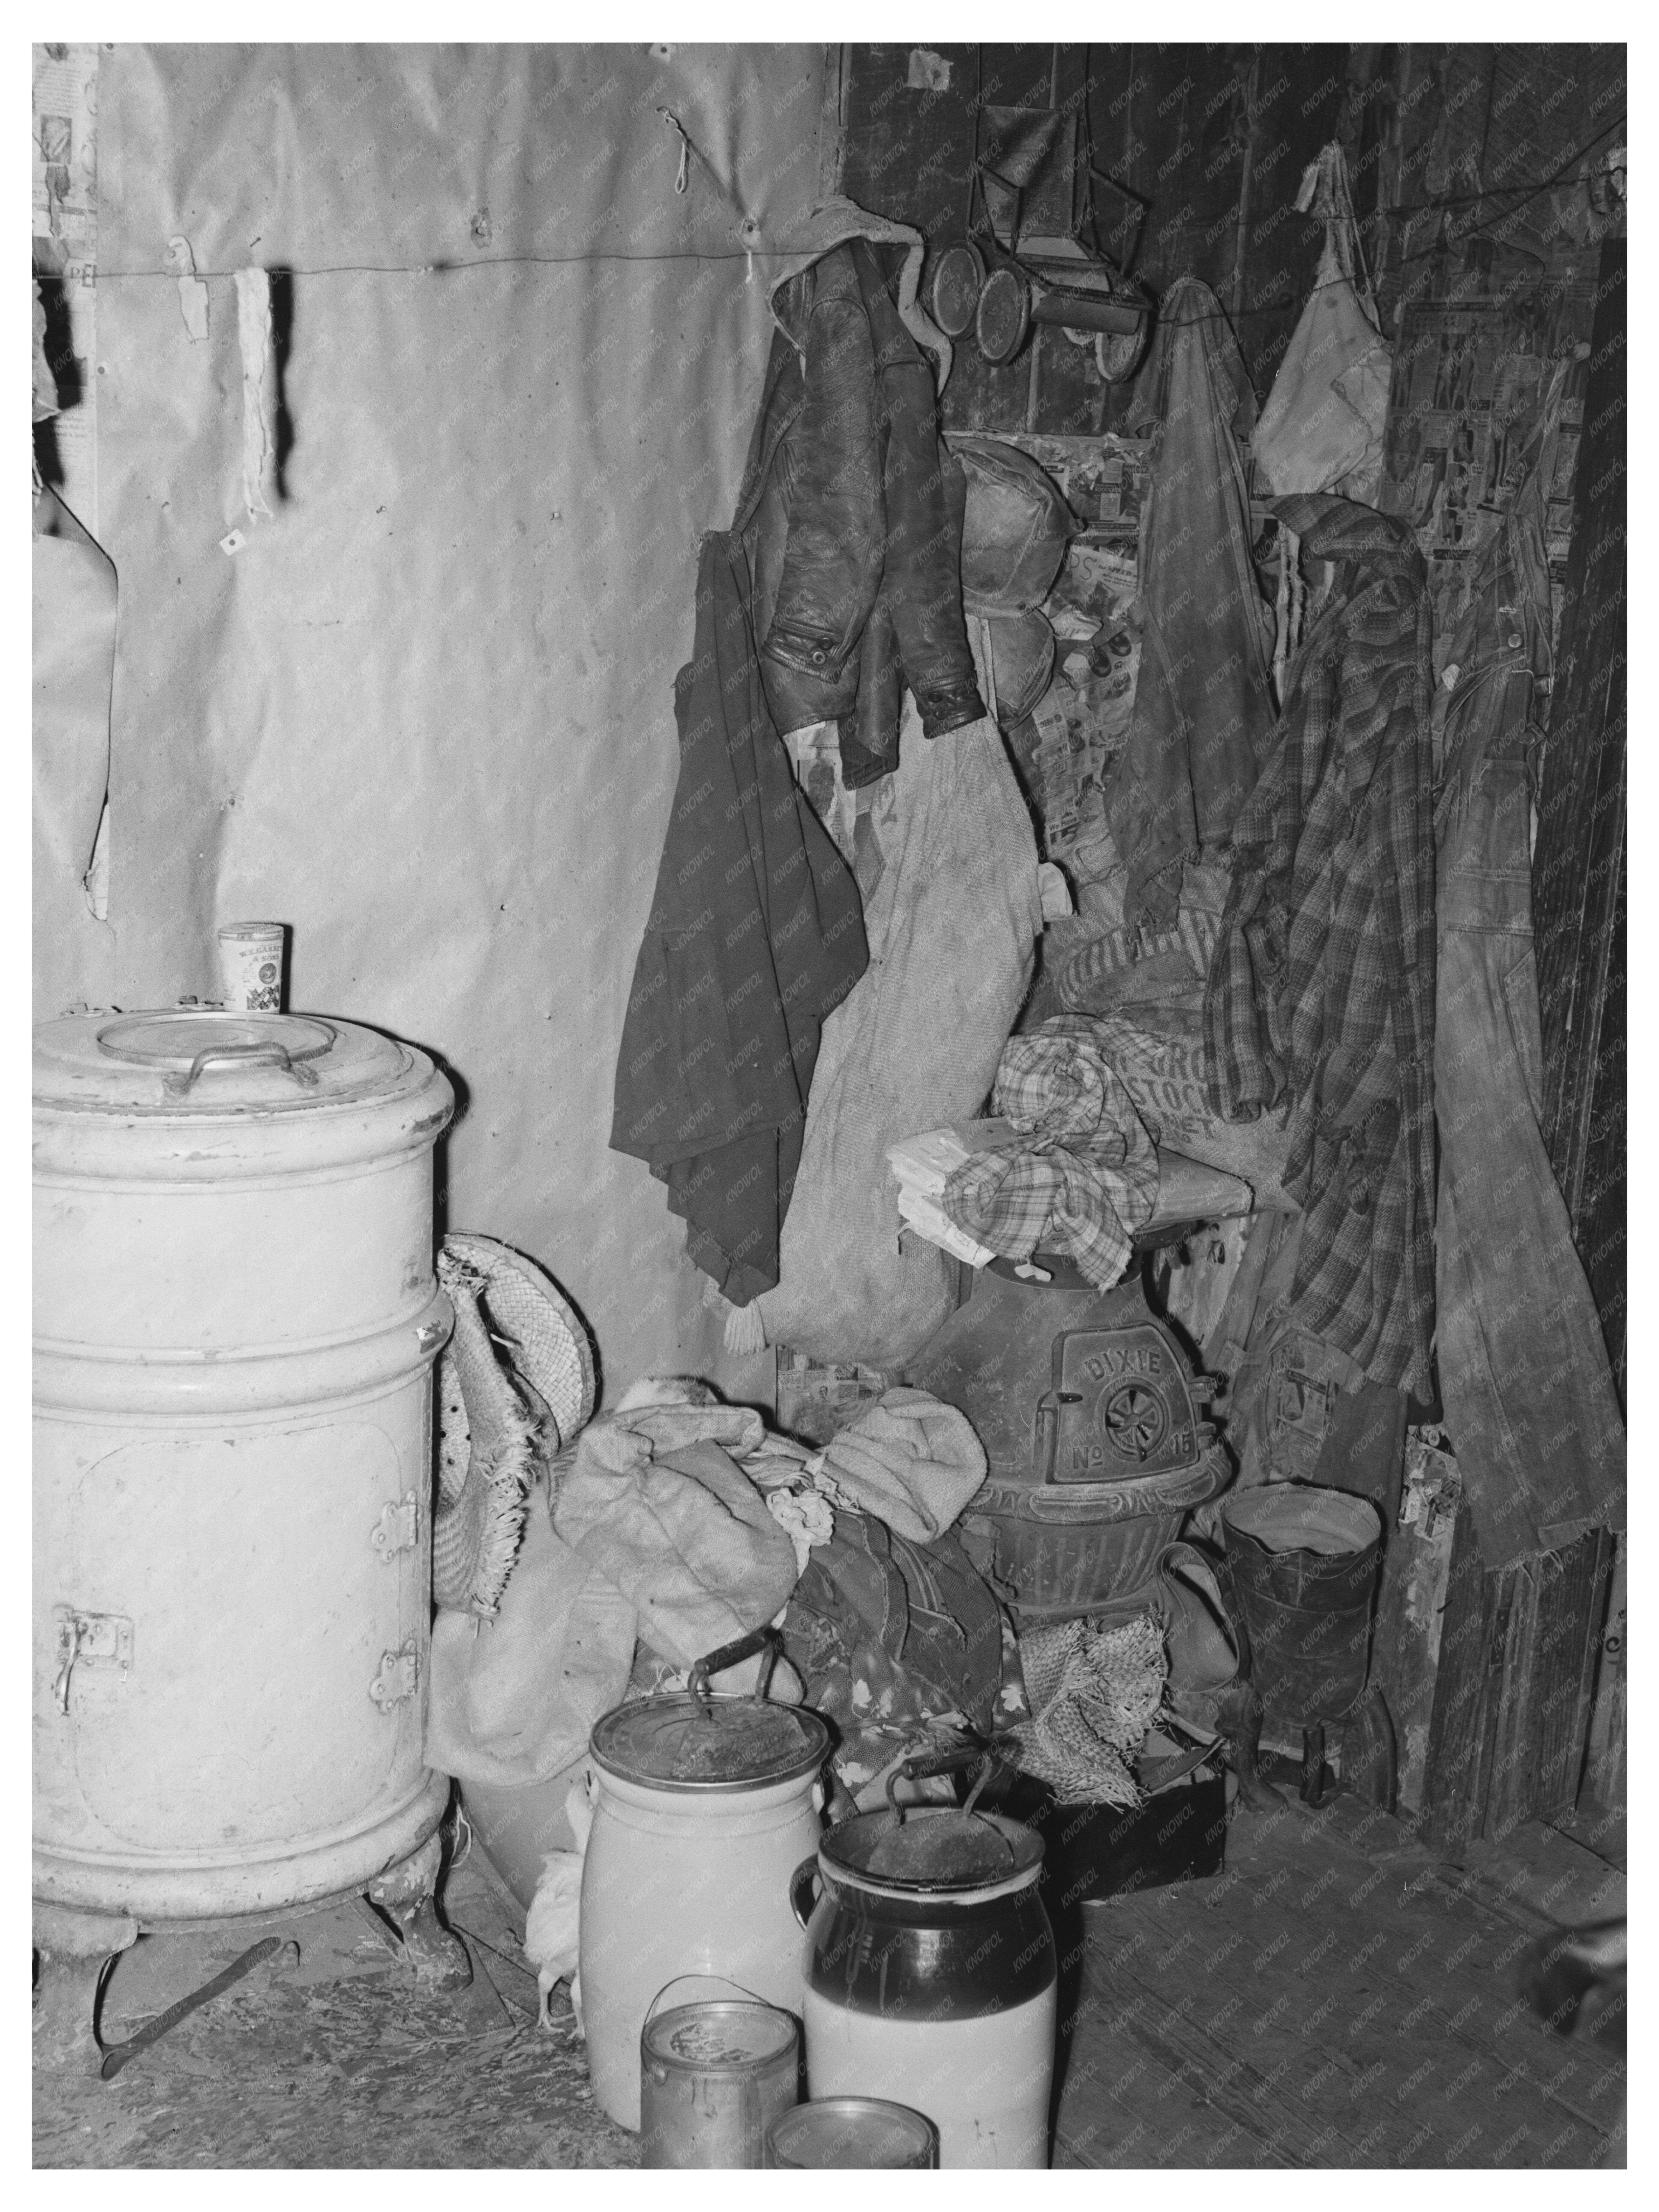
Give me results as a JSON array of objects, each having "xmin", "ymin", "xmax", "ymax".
[{"xmin": 750, "ymin": 639, "xmax": 1041, "ymax": 1366}]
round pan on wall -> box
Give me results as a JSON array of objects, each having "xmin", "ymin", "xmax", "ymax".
[
  {"xmin": 929, "ymin": 241, "xmax": 985, "ymax": 339},
  {"xmin": 975, "ymin": 264, "xmax": 1031, "ymax": 366},
  {"xmin": 1096, "ymin": 319, "xmax": 1150, "ymax": 384}
]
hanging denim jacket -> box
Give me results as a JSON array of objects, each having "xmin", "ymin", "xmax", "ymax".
[{"xmin": 1432, "ymin": 474, "xmax": 1626, "ymax": 1566}]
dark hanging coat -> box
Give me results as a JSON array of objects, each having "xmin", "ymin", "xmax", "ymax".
[
  {"xmin": 1109, "ymin": 276, "xmax": 1278, "ymax": 927},
  {"xmin": 733, "ymin": 237, "xmax": 984, "ymax": 782},
  {"xmin": 610, "ymin": 532, "xmax": 868, "ymax": 1306}
]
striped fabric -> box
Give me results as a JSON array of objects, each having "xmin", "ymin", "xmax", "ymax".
[
  {"xmin": 1203, "ymin": 495, "xmax": 1436, "ymax": 1395},
  {"xmin": 940, "ymin": 1020, "xmax": 1159, "ymax": 1290}
]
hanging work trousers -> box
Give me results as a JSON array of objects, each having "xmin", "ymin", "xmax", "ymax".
[{"xmin": 1433, "ymin": 494, "xmax": 1625, "ymax": 1568}]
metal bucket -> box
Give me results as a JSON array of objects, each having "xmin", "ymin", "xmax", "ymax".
[
  {"xmin": 640, "ymin": 1998, "xmax": 800, "ymax": 2169},
  {"xmin": 1222, "ymin": 1486, "xmax": 1382, "ymax": 1727},
  {"xmin": 765, "ymin": 2097, "xmax": 939, "ymax": 2169}
]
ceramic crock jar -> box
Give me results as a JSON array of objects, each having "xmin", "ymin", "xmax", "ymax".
[
  {"xmin": 794, "ymin": 1750, "xmax": 1057, "ymax": 2168},
  {"xmin": 579, "ymin": 1627, "xmax": 831, "ymax": 2132}
]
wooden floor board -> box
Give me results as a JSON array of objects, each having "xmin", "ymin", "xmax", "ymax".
[{"xmin": 1054, "ymin": 1796, "xmax": 1625, "ymax": 2168}]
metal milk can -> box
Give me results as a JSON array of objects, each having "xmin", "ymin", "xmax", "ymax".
[{"xmin": 33, "ymin": 1010, "xmax": 455, "ymax": 1961}]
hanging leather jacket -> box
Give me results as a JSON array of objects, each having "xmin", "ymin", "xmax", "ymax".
[{"xmin": 733, "ymin": 237, "xmax": 983, "ymax": 782}]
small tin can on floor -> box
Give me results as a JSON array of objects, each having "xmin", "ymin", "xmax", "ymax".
[
  {"xmin": 765, "ymin": 2097, "xmax": 939, "ymax": 2168},
  {"xmin": 639, "ymin": 1999, "xmax": 799, "ymax": 2169}
]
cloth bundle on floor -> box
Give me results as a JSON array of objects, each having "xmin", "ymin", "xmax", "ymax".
[{"xmin": 939, "ymin": 1017, "xmax": 1159, "ymax": 1289}]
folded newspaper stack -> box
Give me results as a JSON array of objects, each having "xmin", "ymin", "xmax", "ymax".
[{"xmin": 884, "ymin": 1120, "xmax": 1013, "ymax": 1270}]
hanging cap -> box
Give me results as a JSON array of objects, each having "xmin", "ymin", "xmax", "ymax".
[{"xmin": 590, "ymin": 1691, "xmax": 830, "ymax": 1792}]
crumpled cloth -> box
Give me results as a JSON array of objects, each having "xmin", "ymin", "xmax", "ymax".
[
  {"xmin": 940, "ymin": 1020, "xmax": 1159, "ymax": 1288},
  {"xmin": 811, "ymin": 1388, "xmax": 986, "ymax": 1543},
  {"xmin": 766, "ymin": 1485, "xmax": 837, "ymax": 1574},
  {"xmin": 551, "ymin": 1403, "xmax": 799, "ymax": 1668},
  {"xmin": 425, "ymin": 1481, "xmax": 636, "ymax": 1790},
  {"xmin": 1008, "ymin": 1613, "xmax": 1167, "ymax": 1808},
  {"xmin": 426, "ymin": 1397, "xmax": 811, "ymax": 1792},
  {"xmin": 778, "ymin": 1508, "xmax": 1004, "ymax": 1794}
]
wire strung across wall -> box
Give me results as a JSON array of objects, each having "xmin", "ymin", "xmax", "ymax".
[{"xmin": 45, "ymin": 111, "xmax": 1623, "ymax": 328}]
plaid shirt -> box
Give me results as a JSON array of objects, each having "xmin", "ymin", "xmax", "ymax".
[
  {"xmin": 1203, "ymin": 496, "xmax": 1436, "ymax": 1395},
  {"xmin": 941, "ymin": 1019, "xmax": 1159, "ymax": 1289}
]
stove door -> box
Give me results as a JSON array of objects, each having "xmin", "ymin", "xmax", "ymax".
[{"xmin": 1040, "ymin": 1324, "xmax": 1201, "ymax": 1484}]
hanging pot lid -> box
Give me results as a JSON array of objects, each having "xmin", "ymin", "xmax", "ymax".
[{"xmin": 589, "ymin": 1628, "xmax": 830, "ymax": 1793}]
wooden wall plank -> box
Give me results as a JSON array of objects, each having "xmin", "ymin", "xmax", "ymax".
[{"xmin": 1532, "ymin": 237, "xmax": 1626, "ymax": 1386}]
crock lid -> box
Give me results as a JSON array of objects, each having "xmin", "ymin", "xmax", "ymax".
[
  {"xmin": 820, "ymin": 1805, "xmax": 1044, "ymax": 1893},
  {"xmin": 642, "ymin": 2000, "xmax": 798, "ymax": 2071},
  {"xmin": 33, "ymin": 1008, "xmax": 415, "ymax": 1117},
  {"xmin": 589, "ymin": 1691, "xmax": 830, "ymax": 1792},
  {"xmin": 767, "ymin": 2098, "xmax": 938, "ymax": 2169}
]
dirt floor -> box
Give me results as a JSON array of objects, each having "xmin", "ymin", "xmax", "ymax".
[
  {"xmin": 34, "ymin": 1778, "xmax": 1623, "ymax": 2169},
  {"xmin": 33, "ymin": 1850, "xmax": 636, "ymax": 2171}
]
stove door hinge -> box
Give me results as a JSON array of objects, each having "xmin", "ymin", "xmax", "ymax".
[
  {"xmin": 370, "ymin": 1491, "xmax": 420, "ymax": 1563},
  {"xmin": 369, "ymin": 1640, "xmax": 420, "ymax": 1713},
  {"xmin": 51, "ymin": 1606, "xmax": 135, "ymax": 1714}
]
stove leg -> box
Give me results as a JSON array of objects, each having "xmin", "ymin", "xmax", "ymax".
[
  {"xmin": 33, "ymin": 1903, "xmax": 137, "ymax": 2074},
  {"xmin": 366, "ymin": 1830, "xmax": 471, "ymax": 1992}
]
